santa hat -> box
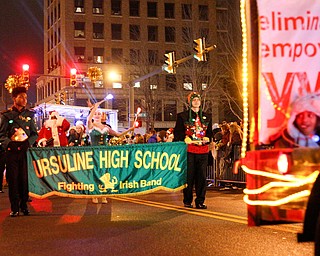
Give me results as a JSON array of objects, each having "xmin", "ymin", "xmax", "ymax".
[
  {"xmin": 167, "ymin": 128, "xmax": 174, "ymax": 134},
  {"xmin": 49, "ymin": 110, "xmax": 59, "ymax": 119},
  {"xmin": 75, "ymin": 124, "xmax": 84, "ymax": 132},
  {"xmin": 287, "ymin": 93, "xmax": 320, "ymax": 138},
  {"xmin": 75, "ymin": 121, "xmax": 85, "ymax": 133},
  {"xmin": 67, "ymin": 126, "xmax": 77, "ymax": 136}
]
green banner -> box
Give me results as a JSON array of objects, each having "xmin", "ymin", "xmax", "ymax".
[{"xmin": 27, "ymin": 142, "xmax": 187, "ymax": 198}]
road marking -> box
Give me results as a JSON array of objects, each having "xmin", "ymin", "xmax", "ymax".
[
  {"xmin": 111, "ymin": 197, "xmax": 303, "ymax": 233},
  {"xmin": 112, "ymin": 196, "xmax": 247, "ymax": 224}
]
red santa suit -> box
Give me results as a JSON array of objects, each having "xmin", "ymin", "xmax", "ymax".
[{"xmin": 37, "ymin": 111, "xmax": 70, "ymax": 147}]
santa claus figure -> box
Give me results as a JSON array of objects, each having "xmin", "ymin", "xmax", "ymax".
[{"xmin": 37, "ymin": 111, "xmax": 70, "ymax": 147}]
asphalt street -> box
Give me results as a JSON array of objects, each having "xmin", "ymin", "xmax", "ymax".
[{"xmin": 0, "ymin": 187, "xmax": 314, "ymax": 256}]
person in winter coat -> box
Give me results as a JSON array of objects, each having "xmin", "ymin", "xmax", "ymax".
[
  {"xmin": 173, "ymin": 92, "xmax": 213, "ymax": 209},
  {"xmin": 37, "ymin": 110, "xmax": 70, "ymax": 147}
]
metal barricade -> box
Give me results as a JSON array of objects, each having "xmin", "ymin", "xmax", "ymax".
[{"xmin": 206, "ymin": 145, "xmax": 246, "ymax": 187}]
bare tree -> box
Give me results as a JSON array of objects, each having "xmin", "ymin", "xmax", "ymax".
[{"xmin": 215, "ymin": 0, "xmax": 243, "ymax": 120}]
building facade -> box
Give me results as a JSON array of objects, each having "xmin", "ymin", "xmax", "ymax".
[{"xmin": 37, "ymin": 0, "xmax": 241, "ymax": 130}]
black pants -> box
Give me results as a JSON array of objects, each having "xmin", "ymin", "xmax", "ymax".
[
  {"xmin": 183, "ymin": 152, "xmax": 208, "ymax": 205},
  {"xmin": 6, "ymin": 150, "xmax": 29, "ymax": 212},
  {"xmin": 0, "ymin": 150, "xmax": 6, "ymax": 191}
]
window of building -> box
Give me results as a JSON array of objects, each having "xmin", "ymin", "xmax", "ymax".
[
  {"xmin": 164, "ymin": 3, "xmax": 175, "ymax": 19},
  {"xmin": 164, "ymin": 100, "xmax": 177, "ymax": 121},
  {"xmin": 183, "ymin": 75, "xmax": 193, "ymax": 90},
  {"xmin": 199, "ymin": 5, "xmax": 209, "ymax": 21},
  {"xmin": 93, "ymin": 23, "xmax": 104, "ymax": 39},
  {"xmin": 182, "ymin": 27, "xmax": 192, "ymax": 43},
  {"xmin": 154, "ymin": 100, "xmax": 162, "ymax": 121},
  {"xmin": 74, "ymin": 47, "xmax": 85, "ymax": 62},
  {"xmin": 93, "ymin": 48, "xmax": 104, "ymax": 63},
  {"xmin": 112, "ymin": 99, "xmax": 127, "ymax": 121},
  {"xmin": 200, "ymin": 27, "xmax": 209, "ymax": 39},
  {"xmin": 93, "ymin": 0, "xmax": 103, "ymax": 14},
  {"xmin": 111, "ymin": 0, "xmax": 122, "ymax": 15},
  {"xmin": 165, "ymin": 27, "xmax": 175, "ymax": 43},
  {"xmin": 165, "ymin": 75, "xmax": 176, "ymax": 90},
  {"xmin": 74, "ymin": 0, "xmax": 85, "ymax": 13},
  {"xmin": 147, "ymin": 2, "xmax": 157, "ymax": 18},
  {"xmin": 201, "ymin": 83, "xmax": 208, "ymax": 90},
  {"xmin": 111, "ymin": 24, "xmax": 122, "ymax": 40},
  {"xmin": 129, "ymin": 0, "xmax": 140, "ymax": 17},
  {"xmin": 183, "ymin": 83, "xmax": 193, "ymax": 90},
  {"xmin": 148, "ymin": 50, "xmax": 158, "ymax": 65},
  {"xmin": 94, "ymin": 81, "xmax": 104, "ymax": 88},
  {"xmin": 134, "ymin": 82, "xmax": 141, "ymax": 88},
  {"xmin": 130, "ymin": 49, "xmax": 140, "ymax": 65},
  {"xmin": 217, "ymin": 9, "xmax": 228, "ymax": 31},
  {"xmin": 130, "ymin": 25, "xmax": 140, "ymax": 41},
  {"xmin": 150, "ymin": 84, "xmax": 157, "ymax": 90},
  {"xmin": 111, "ymin": 48, "xmax": 123, "ymax": 63},
  {"xmin": 148, "ymin": 26, "xmax": 158, "ymax": 42},
  {"xmin": 112, "ymin": 82, "xmax": 123, "ymax": 89},
  {"xmin": 74, "ymin": 22, "xmax": 85, "ymax": 38},
  {"xmin": 182, "ymin": 4, "xmax": 192, "ymax": 20}
]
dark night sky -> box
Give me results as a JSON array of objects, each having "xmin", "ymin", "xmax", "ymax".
[{"xmin": 0, "ymin": 0, "xmax": 43, "ymax": 103}]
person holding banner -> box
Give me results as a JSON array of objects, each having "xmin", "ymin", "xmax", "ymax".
[
  {"xmin": 0, "ymin": 86, "xmax": 38, "ymax": 217},
  {"xmin": 87, "ymin": 100, "xmax": 135, "ymax": 203},
  {"xmin": 173, "ymin": 92, "xmax": 213, "ymax": 209}
]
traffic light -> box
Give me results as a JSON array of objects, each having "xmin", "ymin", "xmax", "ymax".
[
  {"xmin": 60, "ymin": 92, "xmax": 66, "ymax": 104},
  {"xmin": 22, "ymin": 64, "xmax": 30, "ymax": 85},
  {"xmin": 193, "ymin": 37, "xmax": 207, "ymax": 61},
  {"xmin": 70, "ymin": 68, "xmax": 77, "ymax": 86},
  {"xmin": 54, "ymin": 93, "xmax": 60, "ymax": 104},
  {"xmin": 163, "ymin": 51, "xmax": 176, "ymax": 74}
]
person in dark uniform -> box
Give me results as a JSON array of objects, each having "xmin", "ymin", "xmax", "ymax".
[
  {"xmin": 0, "ymin": 86, "xmax": 38, "ymax": 217},
  {"xmin": 173, "ymin": 92, "xmax": 213, "ymax": 209},
  {"xmin": 0, "ymin": 146, "xmax": 6, "ymax": 193}
]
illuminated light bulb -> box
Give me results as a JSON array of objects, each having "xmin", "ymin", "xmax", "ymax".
[
  {"xmin": 277, "ymin": 153, "xmax": 289, "ymax": 174},
  {"xmin": 312, "ymin": 134, "xmax": 320, "ymax": 143}
]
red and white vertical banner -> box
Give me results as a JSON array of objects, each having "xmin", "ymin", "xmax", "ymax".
[{"xmin": 257, "ymin": 0, "xmax": 320, "ymax": 144}]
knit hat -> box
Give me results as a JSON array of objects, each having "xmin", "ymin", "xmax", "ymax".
[
  {"xmin": 287, "ymin": 93, "xmax": 320, "ymax": 143},
  {"xmin": 212, "ymin": 123, "xmax": 220, "ymax": 130},
  {"xmin": 187, "ymin": 92, "xmax": 204, "ymax": 124},
  {"xmin": 12, "ymin": 86, "xmax": 27, "ymax": 98},
  {"xmin": 187, "ymin": 92, "xmax": 201, "ymax": 105}
]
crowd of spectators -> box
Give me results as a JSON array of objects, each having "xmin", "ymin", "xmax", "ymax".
[
  {"xmin": 210, "ymin": 121, "xmax": 244, "ymax": 186},
  {"xmin": 66, "ymin": 126, "xmax": 176, "ymax": 147}
]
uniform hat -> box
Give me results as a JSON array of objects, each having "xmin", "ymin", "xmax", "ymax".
[{"xmin": 12, "ymin": 87, "xmax": 27, "ymax": 98}]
